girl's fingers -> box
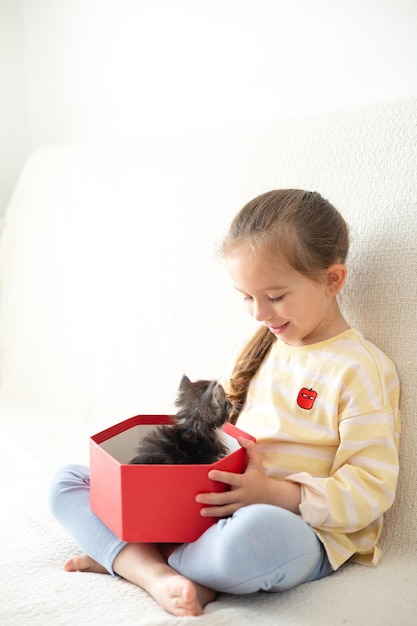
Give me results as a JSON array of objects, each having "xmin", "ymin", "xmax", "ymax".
[
  {"xmin": 199, "ymin": 503, "xmax": 238, "ymax": 518},
  {"xmin": 238, "ymin": 437, "xmax": 264, "ymax": 470},
  {"xmin": 196, "ymin": 488, "xmax": 235, "ymax": 506},
  {"xmin": 206, "ymin": 469, "xmax": 242, "ymax": 486}
]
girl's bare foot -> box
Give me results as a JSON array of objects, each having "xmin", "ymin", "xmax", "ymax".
[
  {"xmin": 113, "ymin": 543, "xmax": 217, "ymax": 616},
  {"xmin": 148, "ymin": 571, "xmax": 216, "ymax": 617},
  {"xmin": 64, "ymin": 544, "xmax": 217, "ymax": 617},
  {"xmin": 64, "ymin": 553, "xmax": 108, "ymax": 574}
]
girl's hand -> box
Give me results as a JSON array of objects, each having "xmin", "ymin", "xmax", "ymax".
[{"xmin": 195, "ymin": 437, "xmax": 301, "ymax": 518}]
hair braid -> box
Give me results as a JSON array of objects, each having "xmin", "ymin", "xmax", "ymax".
[{"xmin": 228, "ymin": 326, "xmax": 275, "ymax": 424}]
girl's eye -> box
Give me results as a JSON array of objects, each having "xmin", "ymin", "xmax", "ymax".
[{"xmin": 242, "ymin": 295, "xmax": 284, "ymax": 303}]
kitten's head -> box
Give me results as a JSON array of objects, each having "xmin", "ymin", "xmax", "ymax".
[{"xmin": 174, "ymin": 375, "xmax": 232, "ymax": 428}]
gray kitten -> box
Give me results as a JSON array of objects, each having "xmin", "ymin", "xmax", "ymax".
[{"xmin": 130, "ymin": 375, "xmax": 232, "ymax": 464}]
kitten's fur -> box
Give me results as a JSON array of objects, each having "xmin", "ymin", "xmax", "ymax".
[{"xmin": 130, "ymin": 375, "xmax": 232, "ymax": 464}]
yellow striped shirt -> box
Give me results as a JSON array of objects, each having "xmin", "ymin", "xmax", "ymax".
[{"xmin": 235, "ymin": 328, "xmax": 400, "ymax": 570}]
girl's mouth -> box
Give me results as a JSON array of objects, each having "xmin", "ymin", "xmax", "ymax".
[{"xmin": 268, "ymin": 322, "xmax": 290, "ymax": 335}]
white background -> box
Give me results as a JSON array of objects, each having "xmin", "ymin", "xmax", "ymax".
[{"xmin": 1, "ymin": 0, "xmax": 417, "ymax": 216}]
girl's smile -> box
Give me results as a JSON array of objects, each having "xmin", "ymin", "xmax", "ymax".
[{"xmin": 267, "ymin": 321, "xmax": 290, "ymax": 335}]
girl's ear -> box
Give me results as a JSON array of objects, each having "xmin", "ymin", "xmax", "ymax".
[{"xmin": 325, "ymin": 264, "xmax": 348, "ymax": 296}]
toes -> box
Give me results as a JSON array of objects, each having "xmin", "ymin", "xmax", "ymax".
[{"xmin": 63, "ymin": 557, "xmax": 77, "ymax": 572}]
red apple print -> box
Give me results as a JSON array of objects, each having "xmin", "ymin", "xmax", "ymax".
[{"xmin": 297, "ymin": 387, "xmax": 317, "ymax": 410}]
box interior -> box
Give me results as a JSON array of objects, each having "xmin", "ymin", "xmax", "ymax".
[{"xmin": 99, "ymin": 424, "xmax": 241, "ymax": 464}]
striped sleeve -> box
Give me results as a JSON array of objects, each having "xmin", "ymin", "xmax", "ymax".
[{"xmin": 287, "ymin": 407, "xmax": 399, "ymax": 533}]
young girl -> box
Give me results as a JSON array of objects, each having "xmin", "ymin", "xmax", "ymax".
[{"xmin": 49, "ymin": 189, "xmax": 400, "ymax": 617}]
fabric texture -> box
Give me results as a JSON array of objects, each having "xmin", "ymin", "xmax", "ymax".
[{"xmin": 1, "ymin": 97, "xmax": 416, "ymax": 625}]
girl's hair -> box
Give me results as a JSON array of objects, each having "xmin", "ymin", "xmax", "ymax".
[{"xmin": 221, "ymin": 189, "xmax": 349, "ymax": 423}]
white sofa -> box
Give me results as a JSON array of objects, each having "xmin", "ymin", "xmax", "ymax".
[{"xmin": 0, "ymin": 97, "xmax": 416, "ymax": 626}]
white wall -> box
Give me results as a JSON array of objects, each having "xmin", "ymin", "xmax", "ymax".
[
  {"xmin": 0, "ymin": 0, "xmax": 30, "ymax": 216},
  {"xmin": 1, "ymin": 0, "xmax": 417, "ymax": 215}
]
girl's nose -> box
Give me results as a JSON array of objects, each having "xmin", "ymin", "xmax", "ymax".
[{"xmin": 251, "ymin": 300, "xmax": 273, "ymax": 322}]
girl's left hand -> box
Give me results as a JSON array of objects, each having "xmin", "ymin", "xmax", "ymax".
[{"xmin": 195, "ymin": 437, "xmax": 271, "ymax": 518}]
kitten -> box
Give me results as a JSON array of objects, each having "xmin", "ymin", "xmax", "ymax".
[{"xmin": 130, "ymin": 375, "xmax": 232, "ymax": 464}]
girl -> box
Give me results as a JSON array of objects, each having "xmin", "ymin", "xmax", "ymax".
[{"xmin": 49, "ymin": 189, "xmax": 400, "ymax": 617}]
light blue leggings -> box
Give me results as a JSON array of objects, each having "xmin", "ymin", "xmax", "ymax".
[{"xmin": 48, "ymin": 464, "xmax": 334, "ymax": 594}]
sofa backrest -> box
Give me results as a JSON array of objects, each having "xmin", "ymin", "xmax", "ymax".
[{"xmin": 0, "ymin": 97, "xmax": 416, "ymax": 555}]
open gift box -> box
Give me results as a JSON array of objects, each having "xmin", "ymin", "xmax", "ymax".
[{"xmin": 90, "ymin": 415, "xmax": 255, "ymax": 543}]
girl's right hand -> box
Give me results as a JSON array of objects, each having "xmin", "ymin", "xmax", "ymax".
[{"xmin": 196, "ymin": 438, "xmax": 302, "ymax": 517}]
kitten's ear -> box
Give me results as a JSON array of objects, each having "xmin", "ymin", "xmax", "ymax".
[
  {"xmin": 180, "ymin": 374, "xmax": 191, "ymax": 388},
  {"xmin": 212, "ymin": 383, "xmax": 223, "ymax": 406}
]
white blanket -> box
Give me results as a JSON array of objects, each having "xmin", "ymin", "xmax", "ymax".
[{"xmin": 1, "ymin": 97, "xmax": 417, "ymax": 625}]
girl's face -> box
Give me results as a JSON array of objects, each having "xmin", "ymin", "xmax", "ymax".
[{"xmin": 226, "ymin": 248, "xmax": 347, "ymax": 347}]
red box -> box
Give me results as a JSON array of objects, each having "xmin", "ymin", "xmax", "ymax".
[{"xmin": 90, "ymin": 415, "xmax": 255, "ymax": 543}]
